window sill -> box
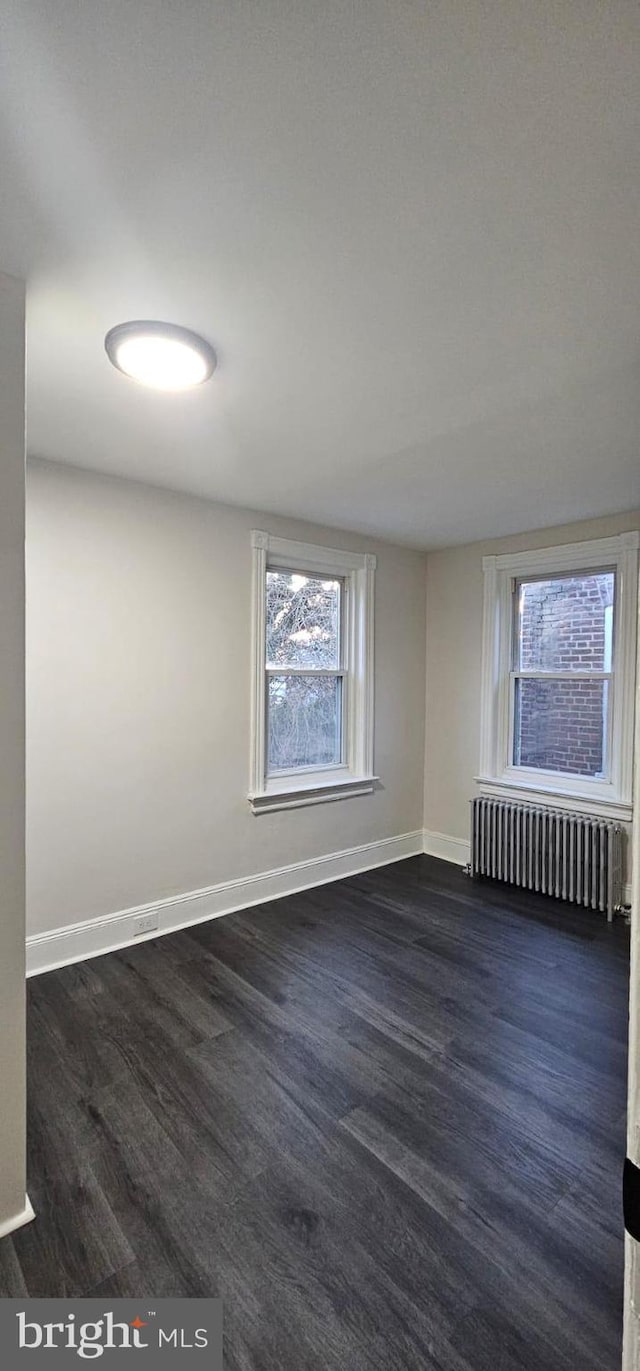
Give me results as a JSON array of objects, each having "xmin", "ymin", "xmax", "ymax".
[
  {"xmin": 475, "ymin": 775, "xmax": 632, "ymax": 824},
  {"xmin": 249, "ymin": 773, "xmax": 378, "ymax": 814}
]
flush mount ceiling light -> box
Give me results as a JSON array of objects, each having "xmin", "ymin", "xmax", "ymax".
[{"xmin": 104, "ymin": 320, "xmax": 217, "ymax": 391}]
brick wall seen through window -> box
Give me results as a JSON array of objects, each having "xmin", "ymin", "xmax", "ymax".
[{"xmin": 514, "ymin": 573, "xmax": 614, "ymax": 777}]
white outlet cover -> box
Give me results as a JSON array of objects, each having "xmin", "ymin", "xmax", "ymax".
[{"xmin": 134, "ymin": 912, "xmax": 159, "ymax": 936}]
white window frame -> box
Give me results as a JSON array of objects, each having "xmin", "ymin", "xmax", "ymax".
[
  {"xmin": 249, "ymin": 531, "xmax": 376, "ymax": 814},
  {"xmin": 478, "ymin": 532, "xmax": 639, "ymax": 821}
]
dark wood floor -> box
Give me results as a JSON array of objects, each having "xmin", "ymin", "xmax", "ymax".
[{"xmin": 0, "ymin": 856, "xmax": 629, "ymax": 1370}]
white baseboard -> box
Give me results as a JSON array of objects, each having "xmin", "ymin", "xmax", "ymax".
[
  {"xmin": 423, "ymin": 829, "xmax": 470, "ymax": 867},
  {"xmin": 26, "ymin": 830, "xmax": 425, "ymax": 977},
  {"xmin": 0, "ymin": 1195, "xmax": 35, "ymax": 1241}
]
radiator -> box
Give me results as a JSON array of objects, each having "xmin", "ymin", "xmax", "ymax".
[{"xmin": 470, "ymin": 797, "xmax": 623, "ymax": 920}]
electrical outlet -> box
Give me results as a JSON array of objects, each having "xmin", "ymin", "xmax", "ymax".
[{"xmin": 133, "ymin": 910, "xmax": 159, "ymax": 937}]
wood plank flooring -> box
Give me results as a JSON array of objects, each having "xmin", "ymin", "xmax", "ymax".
[{"xmin": 1, "ymin": 856, "xmax": 629, "ymax": 1370}]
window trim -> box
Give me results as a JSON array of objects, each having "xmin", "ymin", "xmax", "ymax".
[
  {"xmin": 249, "ymin": 531, "xmax": 376, "ymax": 814},
  {"xmin": 477, "ymin": 532, "xmax": 639, "ymax": 821}
]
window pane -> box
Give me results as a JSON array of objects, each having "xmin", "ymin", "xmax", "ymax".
[
  {"xmin": 513, "ymin": 677, "xmax": 609, "ymax": 778},
  {"xmin": 266, "ymin": 571, "xmax": 341, "ymax": 668},
  {"xmin": 268, "ymin": 675, "xmax": 341, "ymax": 772},
  {"xmin": 517, "ymin": 572, "xmax": 615, "ymax": 672}
]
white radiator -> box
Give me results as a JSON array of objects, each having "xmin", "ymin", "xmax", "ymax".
[{"xmin": 470, "ymin": 797, "xmax": 623, "ymax": 920}]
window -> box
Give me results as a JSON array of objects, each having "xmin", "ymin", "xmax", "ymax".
[
  {"xmin": 512, "ymin": 571, "xmax": 615, "ymax": 779},
  {"xmin": 266, "ymin": 570, "xmax": 343, "ymax": 773},
  {"xmin": 249, "ymin": 532, "xmax": 376, "ymax": 813},
  {"xmin": 479, "ymin": 534, "xmax": 638, "ymax": 820}
]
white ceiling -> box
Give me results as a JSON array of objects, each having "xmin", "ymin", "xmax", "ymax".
[{"xmin": 1, "ymin": 1, "xmax": 638, "ymax": 548}]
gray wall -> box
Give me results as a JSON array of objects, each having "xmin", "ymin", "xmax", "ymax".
[
  {"xmin": 0, "ymin": 272, "xmax": 27, "ymax": 1230},
  {"xmin": 26, "ymin": 459, "xmax": 427, "ymax": 936}
]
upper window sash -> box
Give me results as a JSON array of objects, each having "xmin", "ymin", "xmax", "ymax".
[
  {"xmin": 265, "ymin": 567, "xmax": 344, "ymax": 664},
  {"xmin": 478, "ymin": 532, "xmax": 639, "ymax": 818},
  {"xmin": 511, "ymin": 565, "xmax": 617, "ymax": 673}
]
